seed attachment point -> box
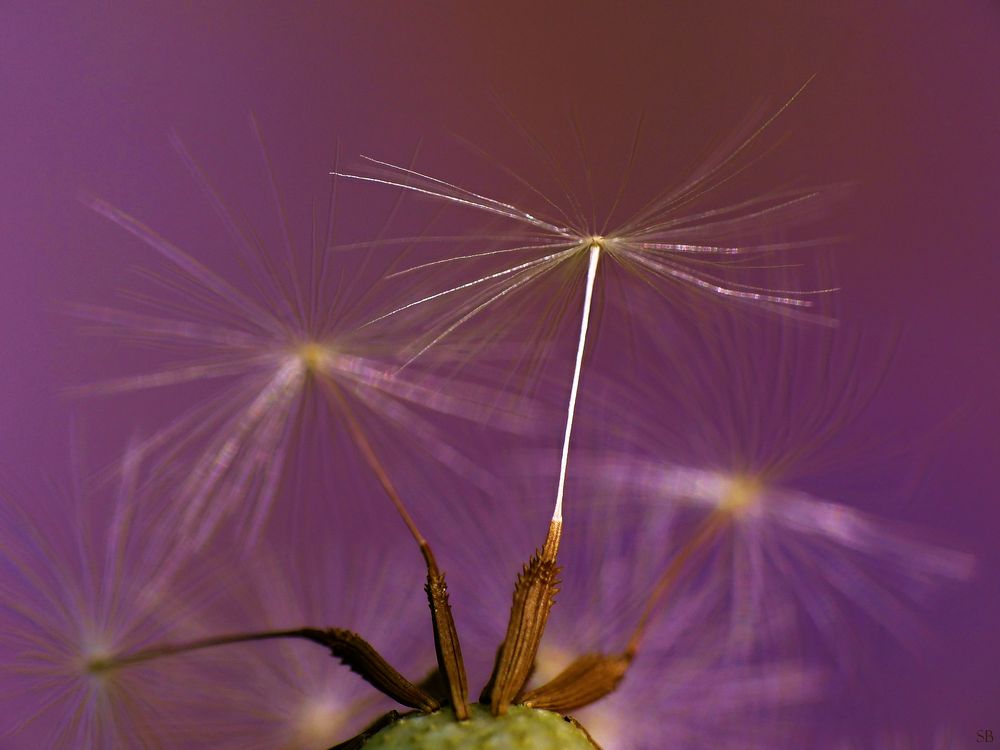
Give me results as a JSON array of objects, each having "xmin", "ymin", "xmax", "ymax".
[{"xmin": 296, "ymin": 341, "xmax": 333, "ymax": 373}]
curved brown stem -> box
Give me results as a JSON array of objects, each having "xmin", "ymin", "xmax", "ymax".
[
  {"xmin": 625, "ymin": 509, "xmax": 728, "ymax": 659},
  {"xmin": 96, "ymin": 627, "xmax": 439, "ymax": 713},
  {"xmin": 321, "ymin": 377, "xmax": 469, "ymax": 719}
]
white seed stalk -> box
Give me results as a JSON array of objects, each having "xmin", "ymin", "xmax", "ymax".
[{"xmin": 553, "ymin": 243, "xmax": 601, "ymax": 523}]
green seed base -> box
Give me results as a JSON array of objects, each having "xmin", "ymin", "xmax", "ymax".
[{"xmin": 362, "ymin": 704, "xmax": 595, "ymax": 749}]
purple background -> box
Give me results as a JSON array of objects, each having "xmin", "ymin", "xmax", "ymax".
[{"xmin": 2, "ymin": 1, "xmax": 998, "ymax": 744}]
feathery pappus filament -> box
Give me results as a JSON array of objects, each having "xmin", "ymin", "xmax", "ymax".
[{"xmin": 74, "ymin": 118, "xmax": 523, "ymax": 549}]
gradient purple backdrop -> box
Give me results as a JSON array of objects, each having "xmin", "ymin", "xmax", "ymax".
[{"xmin": 2, "ymin": 1, "xmax": 998, "ymax": 745}]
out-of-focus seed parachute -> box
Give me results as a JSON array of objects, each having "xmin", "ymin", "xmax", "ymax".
[{"xmin": 73, "ymin": 119, "xmax": 525, "ymax": 550}]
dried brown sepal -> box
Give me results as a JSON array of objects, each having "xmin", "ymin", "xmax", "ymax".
[
  {"xmin": 478, "ymin": 642, "xmax": 539, "ymax": 704},
  {"xmin": 328, "ymin": 710, "xmax": 408, "ymax": 750},
  {"xmin": 319, "ymin": 628, "xmax": 440, "ymax": 713},
  {"xmin": 486, "ymin": 520, "xmax": 563, "ymax": 716},
  {"xmin": 425, "ymin": 563, "xmax": 470, "ymax": 719},
  {"xmin": 518, "ymin": 652, "xmax": 631, "ymax": 713}
]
